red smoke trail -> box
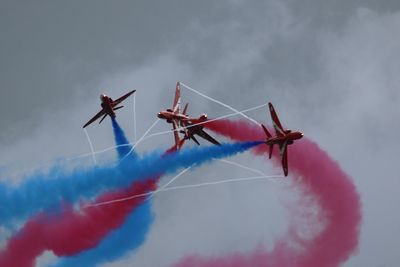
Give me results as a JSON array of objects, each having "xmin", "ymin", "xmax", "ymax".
[
  {"xmin": 0, "ymin": 178, "xmax": 157, "ymax": 267},
  {"xmin": 171, "ymin": 119, "xmax": 361, "ymax": 267}
]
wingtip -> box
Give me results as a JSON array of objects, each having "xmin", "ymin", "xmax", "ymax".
[{"xmin": 261, "ymin": 124, "xmax": 272, "ymax": 138}]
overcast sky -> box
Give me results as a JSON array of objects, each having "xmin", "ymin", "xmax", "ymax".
[{"xmin": 1, "ymin": 1, "xmax": 400, "ymax": 267}]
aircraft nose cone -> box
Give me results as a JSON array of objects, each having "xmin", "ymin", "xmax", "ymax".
[{"xmin": 157, "ymin": 112, "xmax": 162, "ymax": 118}]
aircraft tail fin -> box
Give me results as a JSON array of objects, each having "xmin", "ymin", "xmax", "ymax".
[
  {"xmin": 269, "ymin": 144, "xmax": 273, "ymax": 159},
  {"xmin": 182, "ymin": 103, "xmax": 189, "ymax": 116},
  {"xmin": 173, "ymin": 81, "xmax": 181, "ymax": 114}
]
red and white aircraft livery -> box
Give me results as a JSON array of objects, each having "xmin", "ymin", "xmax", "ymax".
[
  {"xmin": 157, "ymin": 81, "xmax": 220, "ymax": 149},
  {"xmin": 262, "ymin": 102, "xmax": 303, "ymax": 176},
  {"xmin": 83, "ymin": 90, "xmax": 136, "ymax": 128},
  {"xmin": 157, "ymin": 82, "xmax": 188, "ymax": 149}
]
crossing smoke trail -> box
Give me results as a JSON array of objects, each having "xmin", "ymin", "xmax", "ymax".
[
  {"xmin": 52, "ymin": 123, "xmax": 180, "ymax": 267},
  {"xmin": 0, "ymin": 119, "xmax": 263, "ymax": 267},
  {"xmin": 0, "ymin": 119, "xmax": 166, "ymax": 267},
  {"xmin": 0, "ymin": 179, "xmax": 156, "ymax": 267},
  {"xmin": 0, "ymin": 139, "xmax": 261, "ymax": 225},
  {"xmin": 51, "ymin": 129, "xmax": 185, "ymax": 266},
  {"xmin": 53, "ymin": 198, "xmax": 154, "ymax": 267},
  {"xmin": 0, "ymin": 119, "xmax": 157, "ymax": 267},
  {"xmin": 170, "ymin": 119, "xmax": 361, "ymax": 267}
]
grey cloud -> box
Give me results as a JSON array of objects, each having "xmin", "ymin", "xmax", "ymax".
[
  {"xmin": 0, "ymin": 0, "xmax": 218, "ymax": 144},
  {"xmin": 1, "ymin": 1, "xmax": 400, "ymax": 267}
]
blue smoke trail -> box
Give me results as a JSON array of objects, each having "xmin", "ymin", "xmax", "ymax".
[
  {"xmin": 0, "ymin": 141, "xmax": 263, "ymax": 225},
  {"xmin": 111, "ymin": 118, "xmax": 136, "ymax": 160},
  {"xmin": 52, "ymin": 120, "xmax": 150, "ymax": 267},
  {"xmin": 0, "ymin": 118, "xmax": 135, "ymax": 226},
  {"xmin": 52, "ymin": 199, "xmax": 154, "ymax": 267}
]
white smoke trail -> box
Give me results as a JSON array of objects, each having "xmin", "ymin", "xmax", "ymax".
[
  {"xmin": 83, "ymin": 129, "xmax": 97, "ymax": 164},
  {"xmin": 90, "ymin": 174, "xmax": 283, "ymax": 207},
  {"xmin": 180, "ymin": 82, "xmax": 261, "ymax": 126},
  {"xmin": 119, "ymin": 118, "xmax": 160, "ymax": 162}
]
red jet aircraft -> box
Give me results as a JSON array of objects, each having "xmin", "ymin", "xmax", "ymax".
[
  {"xmin": 157, "ymin": 81, "xmax": 220, "ymax": 148},
  {"xmin": 83, "ymin": 90, "xmax": 136, "ymax": 128},
  {"xmin": 157, "ymin": 82, "xmax": 189, "ymax": 123},
  {"xmin": 157, "ymin": 82, "xmax": 188, "ymax": 149},
  {"xmin": 180, "ymin": 114, "xmax": 221, "ymax": 146},
  {"xmin": 262, "ymin": 102, "xmax": 303, "ymax": 176}
]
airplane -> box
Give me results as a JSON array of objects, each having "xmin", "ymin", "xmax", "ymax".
[
  {"xmin": 261, "ymin": 102, "xmax": 303, "ymax": 176},
  {"xmin": 83, "ymin": 90, "xmax": 136, "ymax": 128},
  {"xmin": 157, "ymin": 82, "xmax": 189, "ymax": 123},
  {"xmin": 180, "ymin": 114, "xmax": 221, "ymax": 146},
  {"xmin": 157, "ymin": 81, "xmax": 220, "ymax": 148},
  {"xmin": 157, "ymin": 82, "xmax": 189, "ymax": 149}
]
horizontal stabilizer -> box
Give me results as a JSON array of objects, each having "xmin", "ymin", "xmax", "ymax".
[
  {"xmin": 191, "ymin": 135, "xmax": 200, "ymax": 145},
  {"xmin": 99, "ymin": 114, "xmax": 108, "ymax": 124},
  {"xmin": 269, "ymin": 144, "xmax": 273, "ymax": 159},
  {"xmin": 197, "ymin": 129, "xmax": 221, "ymax": 146},
  {"xmin": 262, "ymin": 124, "xmax": 272, "ymax": 138}
]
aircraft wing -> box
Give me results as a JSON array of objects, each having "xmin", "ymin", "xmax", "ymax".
[
  {"xmin": 268, "ymin": 102, "xmax": 285, "ymax": 136},
  {"xmin": 196, "ymin": 129, "xmax": 221, "ymax": 146},
  {"xmin": 279, "ymin": 141, "xmax": 288, "ymax": 176},
  {"xmin": 112, "ymin": 90, "xmax": 136, "ymax": 107},
  {"xmin": 83, "ymin": 109, "xmax": 106, "ymax": 128},
  {"xmin": 172, "ymin": 82, "xmax": 181, "ymax": 113},
  {"xmin": 172, "ymin": 120, "xmax": 182, "ymax": 149}
]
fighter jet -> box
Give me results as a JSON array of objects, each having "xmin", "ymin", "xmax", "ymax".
[
  {"xmin": 262, "ymin": 102, "xmax": 303, "ymax": 176},
  {"xmin": 157, "ymin": 82, "xmax": 189, "ymax": 123},
  {"xmin": 83, "ymin": 90, "xmax": 136, "ymax": 128},
  {"xmin": 157, "ymin": 81, "xmax": 220, "ymax": 149},
  {"xmin": 180, "ymin": 113, "xmax": 221, "ymax": 146},
  {"xmin": 157, "ymin": 82, "xmax": 188, "ymax": 149}
]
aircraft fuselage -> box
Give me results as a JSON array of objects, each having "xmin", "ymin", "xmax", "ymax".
[
  {"xmin": 265, "ymin": 131, "xmax": 303, "ymax": 145},
  {"xmin": 184, "ymin": 114, "xmax": 207, "ymax": 125},
  {"xmin": 100, "ymin": 95, "xmax": 116, "ymax": 118},
  {"xmin": 182, "ymin": 114, "xmax": 207, "ymax": 131},
  {"xmin": 157, "ymin": 110, "xmax": 189, "ymax": 123}
]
